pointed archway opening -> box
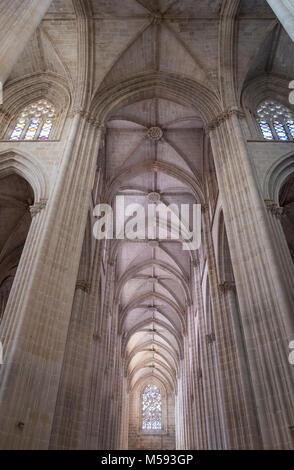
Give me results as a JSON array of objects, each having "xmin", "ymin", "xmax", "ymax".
[
  {"xmin": 279, "ymin": 173, "xmax": 294, "ymax": 263},
  {"xmin": 0, "ymin": 173, "xmax": 34, "ymax": 322}
]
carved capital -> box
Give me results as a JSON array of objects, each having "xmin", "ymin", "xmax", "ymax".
[
  {"xmin": 201, "ymin": 203, "xmax": 208, "ymax": 214},
  {"xmin": 69, "ymin": 108, "xmax": 105, "ymax": 131},
  {"xmin": 218, "ymin": 281, "xmax": 235, "ymax": 293},
  {"xmin": 206, "ymin": 332, "xmax": 216, "ymax": 345},
  {"xmin": 87, "ymin": 117, "xmax": 106, "ymax": 131},
  {"xmin": 205, "ymin": 107, "xmax": 245, "ymax": 132},
  {"xmin": 29, "ymin": 199, "xmax": 47, "ymax": 218},
  {"xmin": 69, "ymin": 107, "xmax": 89, "ymax": 119},
  {"xmin": 75, "ymin": 280, "xmax": 91, "ymax": 293},
  {"xmin": 264, "ymin": 199, "xmax": 284, "ymax": 219}
]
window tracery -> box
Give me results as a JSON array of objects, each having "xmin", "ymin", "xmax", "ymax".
[
  {"xmin": 142, "ymin": 384, "xmax": 162, "ymax": 431},
  {"xmin": 10, "ymin": 100, "xmax": 56, "ymax": 141},
  {"xmin": 257, "ymin": 100, "xmax": 294, "ymax": 141}
]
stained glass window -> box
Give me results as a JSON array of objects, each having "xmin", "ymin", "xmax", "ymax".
[
  {"xmin": 142, "ymin": 384, "xmax": 162, "ymax": 430},
  {"xmin": 24, "ymin": 118, "xmax": 41, "ymax": 140},
  {"xmin": 287, "ymin": 121, "xmax": 294, "ymax": 139},
  {"xmin": 38, "ymin": 120, "xmax": 53, "ymax": 140},
  {"xmin": 257, "ymin": 100, "xmax": 294, "ymax": 141},
  {"xmin": 9, "ymin": 100, "xmax": 56, "ymax": 141},
  {"xmin": 259, "ymin": 121, "xmax": 274, "ymax": 140},
  {"xmin": 273, "ymin": 122, "xmax": 288, "ymax": 141},
  {"xmin": 10, "ymin": 118, "xmax": 26, "ymax": 140}
]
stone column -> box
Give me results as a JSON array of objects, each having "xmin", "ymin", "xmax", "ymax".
[
  {"xmin": 266, "ymin": 0, "xmax": 294, "ymax": 42},
  {"xmin": 199, "ymin": 296, "xmax": 227, "ymax": 449},
  {"xmin": 208, "ymin": 109, "xmax": 294, "ymax": 449},
  {"xmin": 49, "ymin": 279, "xmax": 92, "ymax": 449},
  {"xmin": 202, "ymin": 207, "xmax": 261, "ymax": 450},
  {"xmin": 111, "ymin": 344, "xmax": 124, "ymax": 449},
  {"xmin": 217, "ymin": 281, "xmax": 262, "ymax": 449},
  {"xmin": 0, "ymin": 0, "xmax": 53, "ymax": 84},
  {"xmin": 0, "ymin": 112, "xmax": 103, "ymax": 449},
  {"xmin": 49, "ymin": 216, "xmax": 105, "ymax": 450},
  {"xmin": 98, "ymin": 265, "xmax": 119, "ymax": 450},
  {"xmin": 186, "ymin": 302, "xmax": 198, "ymax": 449},
  {"xmin": 119, "ymin": 378, "xmax": 129, "ymax": 449},
  {"xmin": 190, "ymin": 262, "xmax": 209, "ymax": 450},
  {"xmin": 175, "ymin": 374, "xmax": 184, "ymax": 449},
  {"xmin": 195, "ymin": 219, "xmax": 228, "ymax": 449},
  {"xmin": 182, "ymin": 335, "xmax": 194, "ymax": 449},
  {"xmin": 83, "ymin": 259, "xmax": 116, "ymax": 449}
]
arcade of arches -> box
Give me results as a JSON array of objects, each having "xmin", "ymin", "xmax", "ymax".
[{"xmin": 0, "ymin": 0, "xmax": 294, "ymax": 451}]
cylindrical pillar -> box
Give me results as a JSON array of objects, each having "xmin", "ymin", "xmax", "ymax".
[
  {"xmin": 0, "ymin": 112, "xmax": 103, "ymax": 449},
  {"xmin": 209, "ymin": 110, "xmax": 294, "ymax": 449}
]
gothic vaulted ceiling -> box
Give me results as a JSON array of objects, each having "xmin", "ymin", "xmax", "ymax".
[
  {"xmin": 7, "ymin": 0, "xmax": 294, "ymax": 105},
  {"xmin": 4, "ymin": 0, "xmax": 294, "ymax": 392},
  {"xmin": 105, "ymin": 97, "xmax": 200, "ymax": 391}
]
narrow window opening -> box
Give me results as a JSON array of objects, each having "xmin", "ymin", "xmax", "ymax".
[{"xmin": 142, "ymin": 384, "xmax": 162, "ymax": 431}]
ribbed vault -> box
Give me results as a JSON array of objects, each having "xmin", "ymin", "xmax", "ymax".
[{"xmin": 101, "ymin": 93, "xmax": 204, "ymax": 445}]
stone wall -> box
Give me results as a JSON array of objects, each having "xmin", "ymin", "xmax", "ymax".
[{"xmin": 128, "ymin": 388, "xmax": 176, "ymax": 450}]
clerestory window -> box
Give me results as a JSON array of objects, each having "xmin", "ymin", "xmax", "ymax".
[
  {"xmin": 257, "ymin": 100, "xmax": 294, "ymax": 141},
  {"xmin": 10, "ymin": 100, "xmax": 56, "ymax": 141}
]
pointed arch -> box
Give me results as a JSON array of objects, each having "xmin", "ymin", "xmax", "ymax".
[
  {"xmin": 90, "ymin": 71, "xmax": 222, "ymax": 125},
  {"xmin": 0, "ymin": 149, "xmax": 49, "ymax": 202},
  {"xmin": 0, "ymin": 72, "xmax": 71, "ymax": 139}
]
